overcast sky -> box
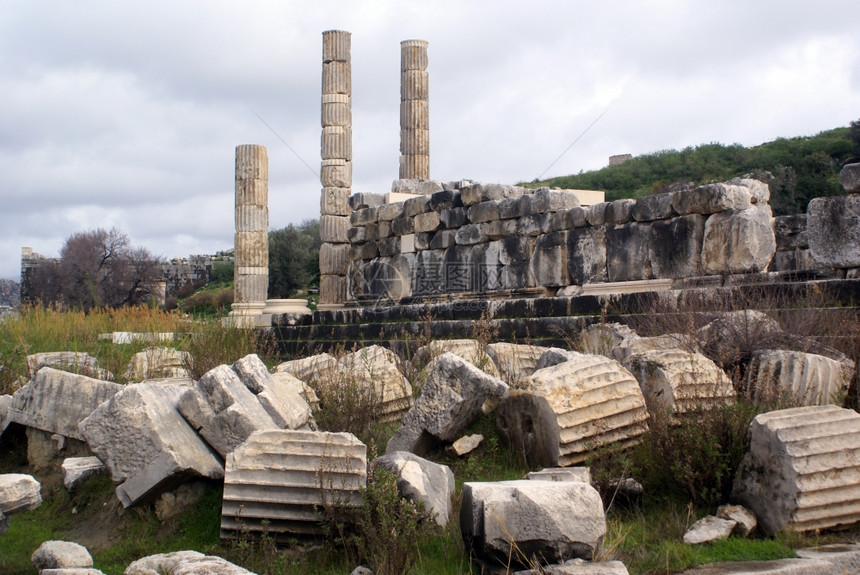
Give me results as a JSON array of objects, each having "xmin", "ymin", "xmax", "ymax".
[{"xmin": 1, "ymin": 1, "xmax": 858, "ymax": 281}]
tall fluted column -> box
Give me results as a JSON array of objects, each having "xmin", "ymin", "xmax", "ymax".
[
  {"xmin": 229, "ymin": 144, "xmax": 269, "ymax": 325},
  {"xmin": 318, "ymin": 30, "xmax": 352, "ymax": 306},
  {"xmin": 399, "ymin": 39, "xmax": 429, "ymax": 180}
]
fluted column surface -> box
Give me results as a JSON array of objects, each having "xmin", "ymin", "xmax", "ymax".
[
  {"xmin": 399, "ymin": 39, "xmax": 429, "ymax": 180},
  {"xmin": 233, "ymin": 144, "xmax": 268, "ymax": 305}
]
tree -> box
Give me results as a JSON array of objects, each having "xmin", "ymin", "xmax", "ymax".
[
  {"xmin": 27, "ymin": 228, "xmax": 161, "ymax": 310},
  {"xmin": 268, "ymin": 219, "xmax": 320, "ymax": 298}
]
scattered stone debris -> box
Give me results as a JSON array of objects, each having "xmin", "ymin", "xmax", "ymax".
[
  {"xmin": 683, "ymin": 515, "xmax": 737, "ymax": 545},
  {"xmin": 386, "ymin": 352, "xmax": 508, "ymax": 456},
  {"xmin": 31, "ymin": 540, "xmax": 94, "ymax": 571},
  {"xmin": 445, "ymin": 433, "xmax": 483, "ymax": 457},
  {"xmin": 61, "ymin": 456, "xmax": 108, "ymax": 492},
  {"xmin": 461, "ymin": 479, "xmax": 606, "ymax": 571},
  {"xmin": 124, "ymin": 550, "xmax": 255, "ymax": 575},
  {"xmin": 375, "ymin": 451, "xmax": 455, "ymax": 527},
  {"xmin": 0, "ymin": 473, "xmax": 41, "ymax": 534}
]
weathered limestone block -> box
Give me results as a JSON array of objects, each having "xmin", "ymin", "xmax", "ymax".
[
  {"xmin": 535, "ymin": 348, "xmax": 586, "ymax": 371},
  {"xmin": 339, "ymin": 345, "xmax": 413, "ymax": 423},
  {"xmin": 533, "ymin": 188, "xmax": 581, "ymax": 212},
  {"xmin": 649, "ymin": 215, "xmax": 704, "ymax": 278},
  {"xmin": 125, "ymin": 550, "xmax": 255, "ymax": 575},
  {"xmin": 807, "ymin": 194, "xmax": 860, "ymax": 268},
  {"xmin": 391, "ymin": 179, "xmax": 444, "ymax": 196},
  {"xmin": 497, "ymin": 354, "xmax": 649, "ymax": 467},
  {"xmin": 683, "ymin": 515, "xmax": 736, "ymax": 545},
  {"xmin": 62, "ymin": 456, "xmax": 108, "ymax": 492},
  {"xmin": 79, "ymin": 383, "xmax": 223, "ymax": 508},
  {"xmin": 455, "ymin": 223, "xmax": 488, "ymax": 246},
  {"xmin": 26, "ymin": 352, "xmax": 110, "ymax": 380},
  {"xmin": 517, "ymin": 213, "xmax": 551, "ymax": 237},
  {"xmin": 468, "ymin": 200, "xmax": 501, "ymax": 224},
  {"xmin": 124, "ymin": 347, "xmax": 191, "ymax": 382},
  {"xmin": 567, "ymin": 227, "xmax": 607, "ymax": 285},
  {"xmin": 527, "ymin": 467, "xmax": 592, "ymax": 484},
  {"xmin": 532, "ymin": 231, "xmax": 568, "ymax": 286},
  {"xmin": 513, "ymin": 559, "xmax": 630, "ymax": 575},
  {"xmin": 632, "ymin": 192, "xmax": 675, "ymax": 222},
  {"xmin": 440, "ymin": 206, "xmax": 467, "ymax": 228},
  {"xmin": 273, "ymin": 353, "xmax": 338, "ymax": 384},
  {"xmin": 413, "ymin": 211, "xmax": 441, "ymax": 233},
  {"xmin": 746, "ymin": 350, "xmax": 852, "ymax": 406},
  {"xmin": 606, "ymin": 222, "xmax": 652, "ymax": 282},
  {"xmin": 8, "ymin": 367, "xmax": 122, "ymax": 441},
  {"xmin": 622, "ymin": 350, "xmax": 735, "ymax": 415},
  {"xmin": 610, "ymin": 333, "xmax": 699, "ymax": 363},
  {"xmin": 447, "ymin": 434, "xmax": 483, "ymax": 457},
  {"xmin": 221, "ymin": 430, "xmax": 366, "ymax": 538},
  {"xmin": 605, "ymin": 199, "xmax": 635, "ymax": 224},
  {"xmin": 717, "ymin": 504, "xmax": 757, "ymax": 537},
  {"xmin": 31, "ymin": 540, "xmax": 93, "ymax": 570},
  {"xmin": 578, "ymin": 323, "xmax": 637, "ymax": 356},
  {"xmin": 0, "ymin": 473, "xmax": 42, "ymax": 515},
  {"xmin": 413, "ymin": 339, "xmax": 501, "ymax": 378},
  {"xmin": 232, "ymin": 354, "xmax": 314, "ymax": 430},
  {"xmin": 486, "ymin": 343, "xmax": 550, "ymax": 385},
  {"xmin": 732, "ymin": 405, "xmax": 860, "ymax": 535},
  {"xmin": 387, "ymin": 353, "xmax": 508, "ymax": 455},
  {"xmin": 403, "ymin": 195, "xmax": 431, "ymax": 217},
  {"xmin": 428, "ymin": 188, "xmax": 461, "ymax": 210},
  {"xmin": 0, "ymin": 394, "xmax": 11, "ymax": 434},
  {"xmin": 177, "ymin": 364, "xmax": 279, "ymax": 458},
  {"xmin": 586, "ymin": 203, "xmax": 607, "ymax": 226},
  {"xmin": 375, "ymin": 451, "xmax": 455, "ymax": 527},
  {"xmin": 840, "ymin": 162, "xmax": 860, "ymax": 193},
  {"xmin": 460, "ymin": 183, "xmax": 525, "ymax": 206},
  {"xmin": 350, "ymin": 256, "xmax": 414, "ymax": 302},
  {"xmin": 696, "ymin": 310, "xmax": 783, "ymax": 368},
  {"xmin": 319, "ymin": 274, "xmax": 348, "ymax": 304},
  {"xmin": 672, "ymin": 182, "xmax": 752, "ymax": 215},
  {"xmin": 377, "ymin": 201, "xmax": 405, "ymax": 222},
  {"xmin": 701, "ymin": 207, "xmax": 776, "ymax": 274},
  {"xmin": 461, "ymin": 480, "xmax": 606, "ymax": 569},
  {"xmin": 269, "ymin": 372, "xmax": 320, "ymax": 411}
]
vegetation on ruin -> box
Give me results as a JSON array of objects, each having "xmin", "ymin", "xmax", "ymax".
[
  {"xmin": 2, "ymin": 287, "xmax": 860, "ymax": 574},
  {"xmin": 528, "ymin": 122, "xmax": 859, "ymax": 215}
]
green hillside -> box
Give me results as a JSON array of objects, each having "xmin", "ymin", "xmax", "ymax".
[{"xmin": 528, "ymin": 123, "xmax": 859, "ymax": 216}]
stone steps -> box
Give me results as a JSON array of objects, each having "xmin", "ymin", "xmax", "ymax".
[{"xmin": 273, "ymin": 276, "xmax": 860, "ymax": 359}]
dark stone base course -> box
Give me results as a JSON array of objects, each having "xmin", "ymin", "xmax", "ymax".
[{"xmin": 273, "ymin": 275, "xmax": 860, "ymax": 358}]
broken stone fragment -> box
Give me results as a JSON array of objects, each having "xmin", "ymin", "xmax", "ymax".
[
  {"xmin": 717, "ymin": 504, "xmax": 757, "ymax": 537},
  {"xmin": 527, "ymin": 467, "xmax": 592, "ymax": 484},
  {"xmin": 79, "ymin": 383, "xmax": 223, "ymax": 508},
  {"xmin": 61, "ymin": 457, "xmax": 107, "ymax": 492},
  {"xmin": 386, "ymin": 352, "xmax": 508, "ymax": 456},
  {"xmin": 445, "ymin": 434, "xmax": 483, "ymax": 457},
  {"xmin": 461, "ymin": 480, "xmax": 606, "ymax": 570},
  {"xmin": 125, "ymin": 550, "xmax": 254, "ymax": 575},
  {"xmin": 31, "ymin": 540, "xmax": 93, "ymax": 570},
  {"xmin": 123, "ymin": 346, "xmax": 192, "ymax": 382},
  {"xmin": 338, "ymin": 345, "xmax": 414, "ymax": 423},
  {"xmin": 232, "ymin": 354, "xmax": 314, "ymax": 430},
  {"xmin": 7, "ymin": 367, "xmax": 122, "ymax": 441},
  {"xmin": 374, "ymin": 451, "xmax": 455, "ymax": 527},
  {"xmin": 513, "ymin": 559, "xmax": 630, "ymax": 574},
  {"xmin": 177, "ymin": 364, "xmax": 279, "ymax": 458},
  {"xmin": 413, "ymin": 339, "xmax": 501, "ymax": 378},
  {"xmin": 272, "ymin": 352, "xmax": 339, "ymax": 384},
  {"xmin": 0, "ymin": 473, "xmax": 42, "ymax": 516},
  {"xmin": 497, "ymin": 354, "xmax": 648, "ymax": 467},
  {"xmin": 683, "ymin": 515, "xmax": 736, "ymax": 545},
  {"xmin": 26, "ymin": 351, "xmax": 111, "ymax": 380}
]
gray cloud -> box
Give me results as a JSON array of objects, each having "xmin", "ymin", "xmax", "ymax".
[{"xmin": 1, "ymin": 0, "xmax": 858, "ymax": 280}]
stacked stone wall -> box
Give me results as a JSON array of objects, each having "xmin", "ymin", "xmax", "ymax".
[{"xmin": 345, "ymin": 179, "xmax": 778, "ymax": 306}]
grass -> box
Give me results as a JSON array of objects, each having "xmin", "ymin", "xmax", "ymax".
[{"xmin": 2, "ymin": 301, "xmax": 860, "ymax": 574}]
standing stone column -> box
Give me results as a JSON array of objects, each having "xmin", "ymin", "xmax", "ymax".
[
  {"xmin": 319, "ymin": 30, "xmax": 352, "ymax": 306},
  {"xmin": 228, "ymin": 144, "xmax": 269, "ymax": 326},
  {"xmin": 399, "ymin": 39, "xmax": 429, "ymax": 180}
]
